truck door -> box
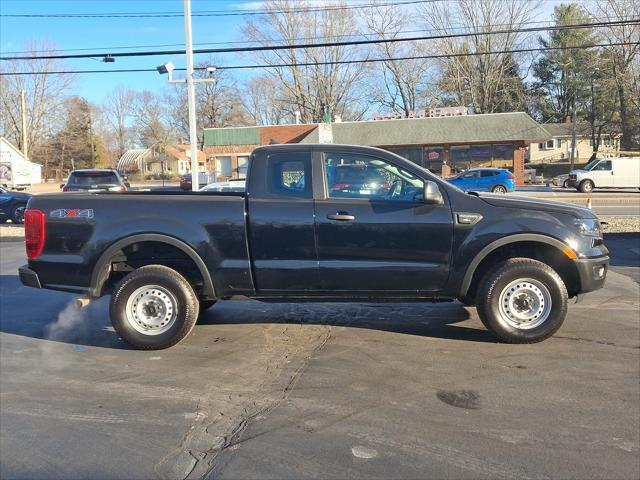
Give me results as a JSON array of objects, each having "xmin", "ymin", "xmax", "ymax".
[
  {"xmin": 589, "ymin": 159, "xmax": 613, "ymax": 187},
  {"xmin": 314, "ymin": 150, "xmax": 453, "ymax": 293},
  {"xmin": 246, "ymin": 150, "xmax": 320, "ymax": 292}
]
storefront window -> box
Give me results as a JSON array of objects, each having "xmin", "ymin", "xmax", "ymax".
[
  {"xmin": 450, "ymin": 146, "xmax": 470, "ymax": 173},
  {"xmin": 424, "ymin": 147, "xmax": 444, "ymax": 173},
  {"xmin": 215, "ymin": 156, "xmax": 232, "ymax": 178},
  {"xmin": 469, "ymin": 145, "xmax": 492, "ymax": 168},
  {"xmin": 492, "ymin": 144, "xmax": 514, "ymax": 168},
  {"xmin": 385, "ymin": 147, "xmax": 423, "ymax": 166},
  {"xmin": 237, "ymin": 156, "xmax": 249, "ymax": 179}
]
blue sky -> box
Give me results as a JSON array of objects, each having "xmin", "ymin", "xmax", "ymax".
[
  {"xmin": 0, "ymin": 0, "xmax": 256, "ymax": 102},
  {"xmin": 1, "ymin": 0, "xmax": 559, "ymax": 104}
]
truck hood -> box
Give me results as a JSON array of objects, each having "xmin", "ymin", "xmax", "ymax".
[
  {"xmin": 477, "ymin": 192, "xmax": 596, "ymax": 219},
  {"xmin": 7, "ymin": 191, "xmax": 32, "ymax": 201}
]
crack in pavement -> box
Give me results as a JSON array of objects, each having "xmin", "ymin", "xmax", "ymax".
[{"xmin": 154, "ymin": 324, "xmax": 332, "ymax": 480}]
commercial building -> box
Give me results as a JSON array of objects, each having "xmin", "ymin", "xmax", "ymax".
[{"xmin": 203, "ymin": 112, "xmax": 552, "ymax": 184}]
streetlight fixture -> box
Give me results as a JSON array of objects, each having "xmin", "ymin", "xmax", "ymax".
[{"xmin": 155, "ymin": 0, "xmax": 215, "ymax": 191}]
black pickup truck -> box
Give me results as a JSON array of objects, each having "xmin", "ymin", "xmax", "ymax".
[{"xmin": 19, "ymin": 144, "xmax": 609, "ymax": 349}]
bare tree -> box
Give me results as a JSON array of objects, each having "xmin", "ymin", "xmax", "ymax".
[
  {"xmin": 166, "ymin": 59, "xmax": 251, "ymax": 147},
  {"xmin": 589, "ymin": 0, "xmax": 640, "ymax": 149},
  {"xmin": 133, "ymin": 90, "xmax": 175, "ymax": 147},
  {"xmin": 365, "ymin": 3, "xmax": 435, "ymax": 115},
  {"xmin": 421, "ymin": 0, "xmax": 539, "ymax": 113},
  {"xmin": 242, "ymin": 0, "xmax": 368, "ymax": 123},
  {"xmin": 101, "ymin": 85, "xmax": 136, "ymax": 159},
  {"xmin": 242, "ymin": 75, "xmax": 290, "ymax": 125},
  {"xmin": 0, "ymin": 40, "xmax": 75, "ymax": 157}
]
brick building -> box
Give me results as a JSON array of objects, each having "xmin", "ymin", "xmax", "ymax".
[{"xmin": 203, "ymin": 112, "xmax": 551, "ymax": 185}]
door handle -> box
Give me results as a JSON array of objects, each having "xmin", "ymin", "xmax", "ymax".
[{"xmin": 327, "ymin": 213, "xmax": 355, "ymax": 221}]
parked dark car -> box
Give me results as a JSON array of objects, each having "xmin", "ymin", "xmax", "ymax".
[
  {"xmin": 20, "ymin": 144, "xmax": 608, "ymax": 349},
  {"xmin": 0, "ymin": 186, "xmax": 30, "ymax": 223},
  {"xmin": 61, "ymin": 169, "xmax": 129, "ymax": 193},
  {"xmin": 179, "ymin": 175, "xmax": 192, "ymax": 191},
  {"xmin": 448, "ymin": 168, "xmax": 516, "ymax": 193}
]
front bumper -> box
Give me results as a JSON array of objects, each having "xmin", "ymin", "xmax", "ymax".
[
  {"xmin": 19, "ymin": 265, "xmax": 42, "ymax": 289},
  {"xmin": 574, "ymin": 256, "xmax": 609, "ymax": 293}
]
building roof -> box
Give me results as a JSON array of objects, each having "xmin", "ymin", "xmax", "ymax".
[
  {"xmin": 300, "ymin": 112, "xmax": 550, "ymax": 146},
  {"xmin": 543, "ymin": 122, "xmax": 621, "ymax": 138},
  {"xmin": 116, "ymin": 148, "xmax": 151, "ymax": 172}
]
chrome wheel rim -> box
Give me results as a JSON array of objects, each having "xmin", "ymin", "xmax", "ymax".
[
  {"xmin": 583, "ymin": 182, "xmax": 593, "ymax": 192},
  {"xmin": 125, "ymin": 285, "xmax": 177, "ymax": 335},
  {"xmin": 13, "ymin": 206, "xmax": 25, "ymax": 223},
  {"xmin": 493, "ymin": 186, "xmax": 506, "ymax": 194},
  {"xmin": 498, "ymin": 278, "xmax": 552, "ymax": 329}
]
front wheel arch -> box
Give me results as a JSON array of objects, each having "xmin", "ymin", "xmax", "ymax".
[{"xmin": 460, "ymin": 235, "xmax": 579, "ymax": 298}]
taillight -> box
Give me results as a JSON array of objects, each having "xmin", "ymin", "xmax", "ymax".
[
  {"xmin": 62, "ymin": 186, "xmax": 70, "ymax": 192},
  {"xmin": 119, "ymin": 186, "xmax": 126, "ymax": 192},
  {"xmin": 507, "ymin": 174, "xmax": 515, "ymax": 180},
  {"xmin": 24, "ymin": 209, "xmax": 46, "ymax": 259},
  {"xmin": 332, "ymin": 183, "xmax": 350, "ymax": 191}
]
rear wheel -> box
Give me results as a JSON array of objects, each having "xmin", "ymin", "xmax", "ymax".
[
  {"xmin": 476, "ymin": 258, "xmax": 568, "ymax": 343},
  {"xmin": 491, "ymin": 185, "xmax": 507, "ymax": 194},
  {"xmin": 10, "ymin": 203, "xmax": 26, "ymax": 224},
  {"xmin": 579, "ymin": 180, "xmax": 594, "ymax": 193},
  {"xmin": 110, "ymin": 265, "xmax": 199, "ymax": 349}
]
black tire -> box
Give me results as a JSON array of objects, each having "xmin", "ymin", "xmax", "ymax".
[
  {"xmin": 475, "ymin": 258, "xmax": 568, "ymax": 343},
  {"xmin": 10, "ymin": 203, "xmax": 26, "ymax": 224},
  {"xmin": 579, "ymin": 180, "xmax": 594, "ymax": 193},
  {"xmin": 109, "ymin": 265, "xmax": 199, "ymax": 350},
  {"xmin": 491, "ymin": 185, "xmax": 507, "ymax": 194},
  {"xmin": 562, "ymin": 179, "xmax": 569, "ymax": 189}
]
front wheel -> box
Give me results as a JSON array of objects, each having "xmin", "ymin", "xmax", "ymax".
[
  {"xmin": 475, "ymin": 258, "xmax": 568, "ymax": 343},
  {"xmin": 579, "ymin": 180, "xmax": 594, "ymax": 193},
  {"xmin": 562, "ymin": 179, "xmax": 569, "ymax": 189},
  {"xmin": 110, "ymin": 265, "xmax": 199, "ymax": 349},
  {"xmin": 491, "ymin": 185, "xmax": 507, "ymax": 194},
  {"xmin": 10, "ymin": 203, "xmax": 26, "ymax": 224}
]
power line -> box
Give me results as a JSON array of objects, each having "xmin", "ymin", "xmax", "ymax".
[
  {"xmin": 2, "ymin": 14, "xmax": 634, "ymax": 55},
  {"xmin": 1, "ymin": 19, "xmax": 637, "ymax": 61},
  {"xmin": 0, "ymin": 0, "xmax": 434, "ymax": 18},
  {"xmin": 2, "ymin": 42, "xmax": 637, "ymax": 76}
]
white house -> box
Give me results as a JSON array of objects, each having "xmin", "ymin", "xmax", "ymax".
[{"xmin": 0, "ymin": 137, "xmax": 42, "ymax": 188}]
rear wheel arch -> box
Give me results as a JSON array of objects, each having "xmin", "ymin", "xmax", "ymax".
[
  {"xmin": 460, "ymin": 234, "xmax": 580, "ymax": 299},
  {"xmin": 90, "ymin": 234, "xmax": 215, "ymax": 299}
]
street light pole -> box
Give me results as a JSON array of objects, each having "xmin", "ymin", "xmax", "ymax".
[{"xmin": 183, "ymin": 0, "xmax": 199, "ymax": 191}]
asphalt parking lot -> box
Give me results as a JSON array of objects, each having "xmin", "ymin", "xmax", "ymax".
[{"xmin": 1, "ymin": 235, "xmax": 639, "ymax": 480}]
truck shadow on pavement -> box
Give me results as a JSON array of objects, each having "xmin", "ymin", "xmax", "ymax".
[
  {"xmin": 198, "ymin": 300, "xmax": 493, "ymax": 343},
  {"xmin": 1, "ymin": 274, "xmax": 493, "ymax": 347}
]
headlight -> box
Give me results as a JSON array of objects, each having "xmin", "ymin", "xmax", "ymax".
[{"xmin": 574, "ymin": 218, "xmax": 602, "ymax": 237}]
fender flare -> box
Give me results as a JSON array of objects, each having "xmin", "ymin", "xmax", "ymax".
[
  {"xmin": 459, "ymin": 233, "xmax": 569, "ymax": 296},
  {"xmin": 90, "ymin": 233, "xmax": 216, "ymax": 298}
]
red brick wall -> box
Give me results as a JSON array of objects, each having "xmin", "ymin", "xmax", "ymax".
[{"xmin": 514, "ymin": 144, "xmax": 526, "ymax": 186}]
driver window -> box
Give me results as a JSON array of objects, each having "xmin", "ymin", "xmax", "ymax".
[
  {"xmin": 463, "ymin": 171, "xmax": 479, "ymax": 178},
  {"xmin": 592, "ymin": 160, "xmax": 612, "ymax": 171},
  {"xmin": 324, "ymin": 153, "xmax": 424, "ymax": 201}
]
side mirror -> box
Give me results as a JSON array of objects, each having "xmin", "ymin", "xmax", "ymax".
[
  {"xmin": 122, "ymin": 175, "xmax": 128, "ymax": 181},
  {"xmin": 423, "ymin": 180, "xmax": 444, "ymax": 205}
]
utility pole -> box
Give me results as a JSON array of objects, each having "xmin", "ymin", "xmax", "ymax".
[
  {"xmin": 20, "ymin": 89, "xmax": 28, "ymax": 160},
  {"xmin": 184, "ymin": 0, "xmax": 199, "ymax": 191},
  {"xmin": 569, "ymin": 73, "xmax": 577, "ymax": 172}
]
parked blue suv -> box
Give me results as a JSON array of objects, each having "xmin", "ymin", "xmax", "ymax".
[{"xmin": 448, "ymin": 168, "xmax": 515, "ymax": 193}]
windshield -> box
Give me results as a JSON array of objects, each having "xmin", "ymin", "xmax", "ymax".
[
  {"xmin": 68, "ymin": 172, "xmax": 119, "ymax": 186},
  {"xmin": 582, "ymin": 159, "xmax": 601, "ymax": 171}
]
